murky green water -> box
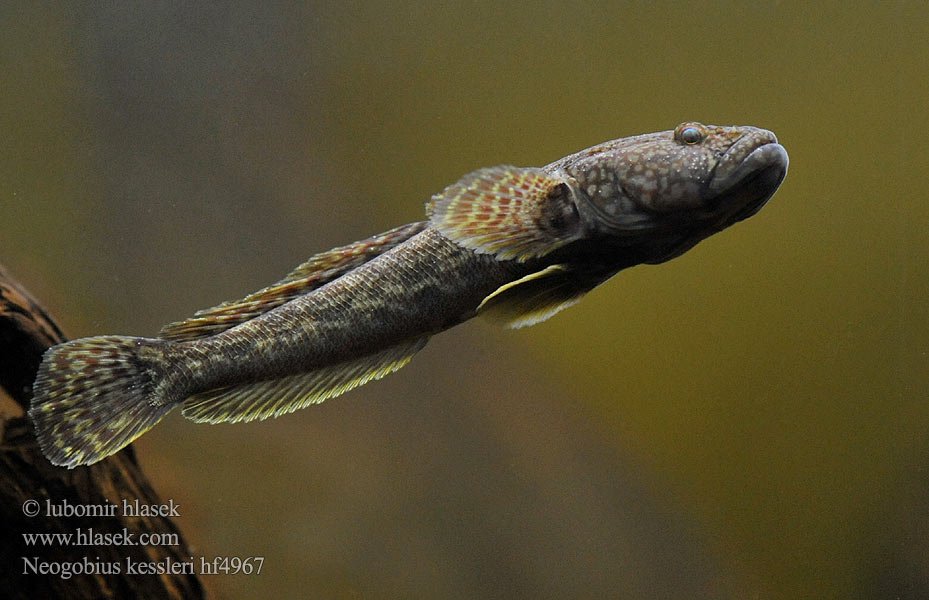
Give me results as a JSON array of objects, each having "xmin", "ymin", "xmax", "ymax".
[{"xmin": 3, "ymin": 3, "xmax": 928, "ymax": 598}]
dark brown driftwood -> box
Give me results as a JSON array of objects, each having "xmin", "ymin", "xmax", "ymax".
[{"xmin": 0, "ymin": 263, "xmax": 205, "ymax": 599}]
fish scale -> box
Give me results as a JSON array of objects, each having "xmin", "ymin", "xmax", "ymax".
[{"xmin": 30, "ymin": 121, "xmax": 788, "ymax": 467}]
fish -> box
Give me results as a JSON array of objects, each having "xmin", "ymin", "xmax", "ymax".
[{"xmin": 30, "ymin": 121, "xmax": 788, "ymax": 468}]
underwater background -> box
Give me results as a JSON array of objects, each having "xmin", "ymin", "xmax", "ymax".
[{"xmin": 2, "ymin": 3, "xmax": 928, "ymax": 598}]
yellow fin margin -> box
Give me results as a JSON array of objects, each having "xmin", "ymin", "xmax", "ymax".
[{"xmin": 181, "ymin": 337, "xmax": 429, "ymax": 423}]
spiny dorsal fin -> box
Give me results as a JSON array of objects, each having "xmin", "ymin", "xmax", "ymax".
[
  {"xmin": 180, "ymin": 337, "xmax": 429, "ymax": 423},
  {"xmin": 428, "ymin": 166, "xmax": 584, "ymax": 262},
  {"xmin": 159, "ymin": 222, "xmax": 427, "ymax": 341},
  {"xmin": 478, "ymin": 264, "xmax": 598, "ymax": 328}
]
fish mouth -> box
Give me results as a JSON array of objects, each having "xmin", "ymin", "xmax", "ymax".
[{"xmin": 707, "ymin": 129, "xmax": 789, "ymax": 227}]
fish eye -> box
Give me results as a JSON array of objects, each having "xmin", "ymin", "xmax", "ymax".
[
  {"xmin": 680, "ymin": 126, "xmax": 702, "ymax": 145},
  {"xmin": 674, "ymin": 122, "xmax": 707, "ymax": 145}
]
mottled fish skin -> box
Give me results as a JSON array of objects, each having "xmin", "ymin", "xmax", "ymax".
[
  {"xmin": 30, "ymin": 122, "xmax": 788, "ymax": 467},
  {"xmin": 171, "ymin": 229, "xmax": 532, "ymax": 402}
]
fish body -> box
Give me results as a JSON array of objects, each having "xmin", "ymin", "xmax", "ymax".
[{"xmin": 30, "ymin": 122, "xmax": 788, "ymax": 467}]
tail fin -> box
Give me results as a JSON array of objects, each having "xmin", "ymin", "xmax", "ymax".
[{"xmin": 29, "ymin": 336, "xmax": 177, "ymax": 468}]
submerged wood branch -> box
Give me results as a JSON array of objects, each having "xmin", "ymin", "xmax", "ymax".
[{"xmin": 0, "ymin": 263, "xmax": 204, "ymax": 599}]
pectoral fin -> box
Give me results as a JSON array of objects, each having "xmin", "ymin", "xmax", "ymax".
[
  {"xmin": 478, "ymin": 264, "xmax": 596, "ymax": 328},
  {"xmin": 159, "ymin": 222, "xmax": 427, "ymax": 341},
  {"xmin": 428, "ymin": 166, "xmax": 584, "ymax": 262}
]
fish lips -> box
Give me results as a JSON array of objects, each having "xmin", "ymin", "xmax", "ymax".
[{"xmin": 707, "ymin": 135, "xmax": 789, "ymax": 226}]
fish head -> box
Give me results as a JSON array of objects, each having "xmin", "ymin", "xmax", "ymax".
[{"xmin": 552, "ymin": 122, "xmax": 789, "ymax": 263}]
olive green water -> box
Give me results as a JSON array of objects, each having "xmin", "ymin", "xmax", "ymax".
[{"xmin": 3, "ymin": 3, "xmax": 928, "ymax": 598}]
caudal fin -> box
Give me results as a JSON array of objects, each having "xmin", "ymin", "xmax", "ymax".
[{"xmin": 29, "ymin": 336, "xmax": 176, "ymax": 468}]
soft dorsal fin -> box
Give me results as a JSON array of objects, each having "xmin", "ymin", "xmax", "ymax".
[
  {"xmin": 428, "ymin": 166, "xmax": 584, "ymax": 262},
  {"xmin": 477, "ymin": 264, "xmax": 601, "ymax": 328},
  {"xmin": 159, "ymin": 221, "xmax": 427, "ymax": 341},
  {"xmin": 181, "ymin": 337, "xmax": 429, "ymax": 423}
]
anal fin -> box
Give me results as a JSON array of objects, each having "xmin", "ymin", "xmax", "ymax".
[{"xmin": 181, "ymin": 337, "xmax": 429, "ymax": 424}]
